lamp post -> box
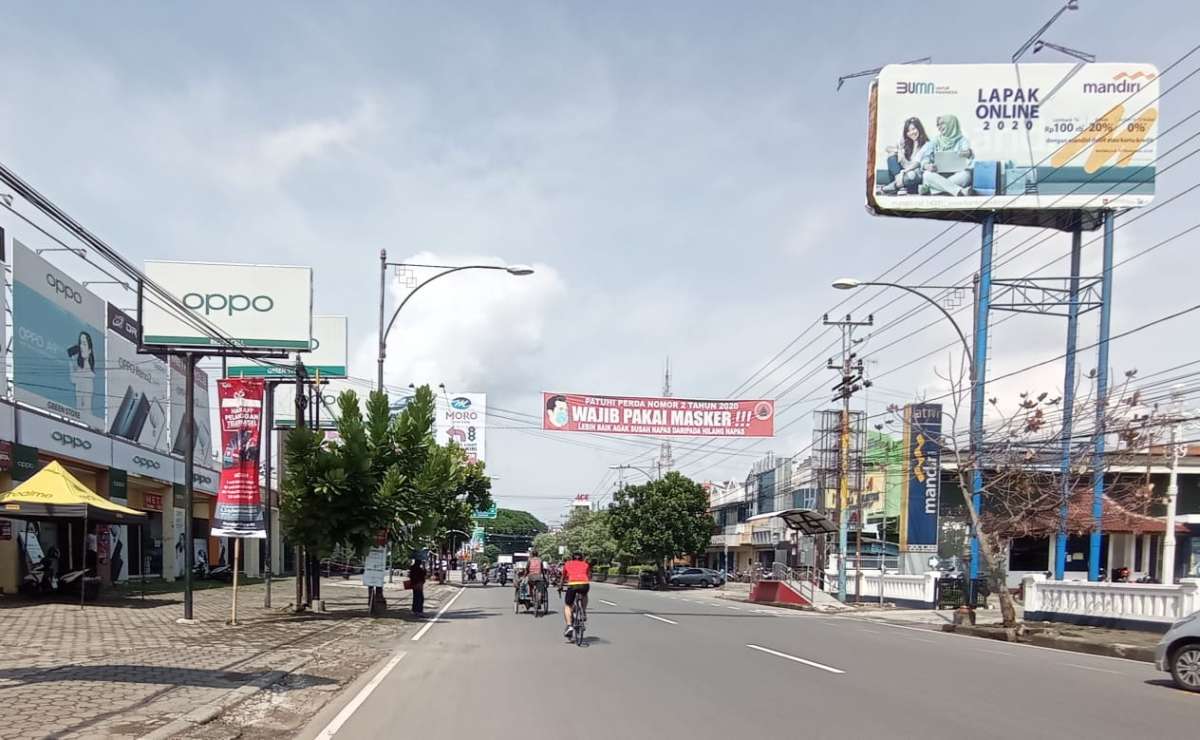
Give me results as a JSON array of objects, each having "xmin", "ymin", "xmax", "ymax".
[
  {"xmin": 377, "ymin": 251, "xmax": 534, "ymax": 391},
  {"xmin": 832, "ymin": 278, "xmax": 981, "ymax": 584}
]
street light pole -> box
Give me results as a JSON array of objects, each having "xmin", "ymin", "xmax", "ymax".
[
  {"xmin": 609, "ymin": 464, "xmax": 657, "ymax": 482},
  {"xmin": 376, "ymin": 260, "xmax": 534, "ymax": 392}
]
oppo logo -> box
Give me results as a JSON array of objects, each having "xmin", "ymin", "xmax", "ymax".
[
  {"xmin": 182, "ymin": 292, "xmax": 275, "ymax": 316},
  {"xmin": 45, "ymin": 274, "xmax": 83, "ymax": 304},
  {"xmin": 132, "ymin": 456, "xmax": 161, "ymax": 470},
  {"xmin": 51, "ymin": 430, "xmax": 92, "ymax": 450},
  {"xmin": 193, "ymin": 472, "xmax": 213, "ymax": 486}
]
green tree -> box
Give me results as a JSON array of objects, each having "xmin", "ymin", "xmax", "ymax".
[
  {"xmin": 608, "ymin": 472, "xmax": 712, "ymax": 583},
  {"xmin": 532, "ymin": 531, "xmax": 562, "ymax": 562},
  {"xmin": 559, "ymin": 509, "xmax": 618, "ymax": 565},
  {"xmin": 481, "ymin": 508, "xmax": 547, "ymax": 554}
]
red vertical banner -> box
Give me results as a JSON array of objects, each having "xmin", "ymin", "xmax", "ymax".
[{"xmin": 212, "ymin": 378, "xmax": 266, "ymax": 538}]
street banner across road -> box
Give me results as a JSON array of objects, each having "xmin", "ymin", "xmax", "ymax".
[
  {"xmin": 900, "ymin": 403, "xmax": 942, "ymax": 553},
  {"xmin": 542, "ymin": 393, "xmax": 774, "ymax": 437},
  {"xmin": 212, "ymin": 378, "xmax": 266, "ymax": 538},
  {"xmin": 868, "ymin": 63, "xmax": 1158, "ymax": 222}
]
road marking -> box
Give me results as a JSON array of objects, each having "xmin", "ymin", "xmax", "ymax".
[
  {"xmin": 598, "ymin": 599, "xmax": 618, "ymax": 606},
  {"xmin": 644, "ymin": 614, "xmax": 679, "ymax": 625},
  {"xmin": 315, "ymin": 651, "xmax": 408, "ymax": 738},
  {"xmin": 862, "ymin": 629, "xmax": 884, "ymax": 634},
  {"xmin": 746, "ymin": 644, "xmax": 844, "ymax": 674},
  {"xmin": 752, "ymin": 609, "xmax": 778, "ymax": 616},
  {"xmin": 410, "ymin": 587, "xmax": 466, "ymax": 642},
  {"xmin": 975, "ymin": 648, "xmax": 1014, "ymax": 656},
  {"xmin": 1067, "ymin": 663, "xmax": 1120, "ymax": 674},
  {"xmin": 726, "ymin": 606, "xmax": 742, "ymax": 610},
  {"xmin": 910, "ymin": 637, "xmax": 937, "ymax": 644}
]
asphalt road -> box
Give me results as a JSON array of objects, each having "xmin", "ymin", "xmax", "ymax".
[{"xmin": 300, "ymin": 580, "xmax": 1199, "ymax": 739}]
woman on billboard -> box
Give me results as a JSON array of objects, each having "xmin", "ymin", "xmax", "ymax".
[
  {"xmin": 66, "ymin": 330, "xmax": 97, "ymax": 414},
  {"xmin": 879, "ymin": 117, "xmax": 931, "ymax": 195},
  {"xmin": 920, "ymin": 114, "xmax": 974, "ymax": 196}
]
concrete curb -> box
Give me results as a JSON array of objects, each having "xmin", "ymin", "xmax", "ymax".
[
  {"xmin": 140, "ymin": 655, "xmax": 311, "ymax": 739},
  {"xmin": 941, "ymin": 624, "xmax": 1156, "ymax": 663}
]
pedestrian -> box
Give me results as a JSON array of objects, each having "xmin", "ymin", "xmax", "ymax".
[{"xmin": 409, "ymin": 557, "xmax": 428, "ymax": 616}]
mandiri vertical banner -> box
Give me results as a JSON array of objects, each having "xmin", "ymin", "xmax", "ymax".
[
  {"xmin": 212, "ymin": 378, "xmax": 266, "ymax": 538},
  {"xmin": 900, "ymin": 403, "xmax": 942, "ymax": 554}
]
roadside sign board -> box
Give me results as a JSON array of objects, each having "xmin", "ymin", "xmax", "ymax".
[
  {"xmin": 362, "ymin": 545, "xmax": 387, "ymax": 587},
  {"xmin": 473, "ymin": 504, "xmax": 497, "ymax": 519},
  {"xmin": 229, "ymin": 315, "xmax": 347, "ymax": 378}
]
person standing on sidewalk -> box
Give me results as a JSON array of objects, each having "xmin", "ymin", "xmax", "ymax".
[{"xmin": 409, "ymin": 557, "xmax": 428, "ymax": 616}]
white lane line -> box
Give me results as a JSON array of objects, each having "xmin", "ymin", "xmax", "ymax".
[
  {"xmin": 726, "ymin": 606, "xmax": 742, "ymax": 610},
  {"xmin": 752, "ymin": 609, "xmax": 778, "ymax": 616},
  {"xmin": 975, "ymin": 648, "xmax": 1014, "ymax": 656},
  {"xmin": 862, "ymin": 629, "xmax": 884, "ymax": 634},
  {"xmin": 644, "ymin": 614, "xmax": 679, "ymax": 625},
  {"xmin": 598, "ymin": 599, "xmax": 618, "ymax": 606},
  {"xmin": 1067, "ymin": 663, "xmax": 1120, "ymax": 674},
  {"xmin": 910, "ymin": 637, "xmax": 937, "ymax": 644},
  {"xmin": 410, "ymin": 587, "xmax": 467, "ymax": 642},
  {"xmin": 746, "ymin": 644, "xmax": 845, "ymax": 674},
  {"xmin": 315, "ymin": 651, "xmax": 408, "ymax": 738}
]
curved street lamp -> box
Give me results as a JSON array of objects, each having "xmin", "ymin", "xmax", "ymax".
[
  {"xmin": 377, "ymin": 253, "xmax": 534, "ymax": 390},
  {"xmin": 831, "ymin": 278, "xmax": 972, "ymax": 365},
  {"xmin": 609, "ymin": 464, "xmax": 658, "ymax": 482}
]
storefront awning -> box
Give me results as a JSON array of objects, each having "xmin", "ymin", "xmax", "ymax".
[
  {"xmin": 746, "ymin": 508, "xmax": 837, "ymax": 535},
  {"xmin": 0, "ymin": 461, "xmax": 146, "ymax": 524}
]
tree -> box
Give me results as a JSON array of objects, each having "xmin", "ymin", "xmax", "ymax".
[
  {"xmin": 481, "ymin": 508, "xmax": 546, "ymax": 554},
  {"xmin": 608, "ymin": 472, "xmax": 712, "ymax": 583}
]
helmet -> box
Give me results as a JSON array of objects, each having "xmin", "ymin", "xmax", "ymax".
[{"xmin": 572, "ymin": 551, "xmax": 584, "ymax": 560}]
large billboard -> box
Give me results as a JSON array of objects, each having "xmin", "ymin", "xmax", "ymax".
[
  {"xmin": 868, "ymin": 63, "xmax": 1158, "ymax": 222},
  {"xmin": 107, "ymin": 305, "xmax": 171, "ymax": 452},
  {"xmin": 436, "ymin": 393, "xmax": 486, "ymax": 463},
  {"xmin": 11, "ymin": 240, "xmax": 108, "ymax": 430},
  {"xmin": 169, "ymin": 356, "xmax": 214, "ymax": 463},
  {"xmin": 228, "ymin": 314, "xmax": 348, "ymax": 378},
  {"xmin": 542, "ymin": 393, "xmax": 774, "ymax": 437},
  {"xmin": 141, "ymin": 261, "xmax": 313, "ymax": 350},
  {"xmin": 899, "ymin": 403, "xmax": 942, "ymax": 554}
]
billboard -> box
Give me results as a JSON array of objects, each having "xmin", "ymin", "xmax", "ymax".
[
  {"xmin": 272, "ymin": 378, "xmax": 365, "ymax": 429},
  {"xmin": 212, "ymin": 378, "xmax": 266, "ymax": 538},
  {"xmin": 436, "ymin": 393, "xmax": 486, "ymax": 463},
  {"xmin": 228, "ymin": 314, "xmax": 347, "ymax": 378},
  {"xmin": 107, "ymin": 306, "xmax": 171, "ymax": 452},
  {"xmin": 899, "ymin": 403, "xmax": 942, "ymax": 553},
  {"xmin": 11, "ymin": 240, "xmax": 108, "ymax": 430},
  {"xmin": 542, "ymin": 393, "xmax": 775, "ymax": 437},
  {"xmin": 169, "ymin": 356, "xmax": 214, "ymax": 463},
  {"xmin": 868, "ymin": 63, "xmax": 1159, "ymax": 223},
  {"xmin": 141, "ymin": 261, "xmax": 313, "ymax": 350},
  {"xmin": 0, "ymin": 227, "xmax": 7, "ymax": 384}
]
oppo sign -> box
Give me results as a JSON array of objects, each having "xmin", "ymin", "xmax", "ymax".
[{"xmin": 143, "ymin": 261, "xmax": 313, "ymax": 351}]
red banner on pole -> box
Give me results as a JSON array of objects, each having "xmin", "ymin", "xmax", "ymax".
[
  {"xmin": 541, "ymin": 393, "xmax": 774, "ymax": 437},
  {"xmin": 213, "ymin": 378, "xmax": 266, "ymax": 538}
]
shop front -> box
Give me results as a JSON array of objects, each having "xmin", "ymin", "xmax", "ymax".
[
  {"xmin": 171, "ymin": 461, "xmax": 219, "ymax": 577},
  {"xmin": 112, "ymin": 440, "xmax": 172, "ymax": 580},
  {"xmin": 0, "ymin": 402, "xmax": 17, "ymax": 594}
]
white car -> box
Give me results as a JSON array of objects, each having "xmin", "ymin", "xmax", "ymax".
[{"xmin": 1155, "ymin": 610, "xmax": 1200, "ymax": 692}]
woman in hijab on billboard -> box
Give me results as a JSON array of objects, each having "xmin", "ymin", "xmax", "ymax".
[
  {"xmin": 66, "ymin": 331, "xmax": 97, "ymax": 414},
  {"xmin": 919, "ymin": 114, "xmax": 975, "ymax": 196},
  {"xmin": 879, "ymin": 117, "xmax": 932, "ymax": 195}
]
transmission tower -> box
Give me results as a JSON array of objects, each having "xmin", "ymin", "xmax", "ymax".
[{"xmin": 657, "ymin": 357, "xmax": 675, "ymax": 477}]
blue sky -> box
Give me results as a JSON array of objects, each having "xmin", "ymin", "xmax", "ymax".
[{"xmin": 2, "ymin": 1, "xmax": 1198, "ymax": 522}]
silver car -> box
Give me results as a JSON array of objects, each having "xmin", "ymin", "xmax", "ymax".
[{"xmin": 1154, "ymin": 610, "xmax": 1200, "ymax": 692}]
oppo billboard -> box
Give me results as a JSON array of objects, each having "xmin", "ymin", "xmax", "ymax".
[
  {"xmin": 141, "ymin": 261, "xmax": 313, "ymax": 351},
  {"xmin": 228, "ymin": 315, "xmax": 348, "ymax": 378}
]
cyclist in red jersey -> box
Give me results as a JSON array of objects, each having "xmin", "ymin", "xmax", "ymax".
[{"xmin": 560, "ymin": 552, "xmax": 591, "ymax": 638}]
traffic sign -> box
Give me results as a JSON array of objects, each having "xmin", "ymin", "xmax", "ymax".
[{"xmin": 473, "ymin": 504, "xmax": 498, "ymax": 519}]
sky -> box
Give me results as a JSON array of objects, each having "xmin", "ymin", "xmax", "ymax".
[{"xmin": 1, "ymin": 1, "xmax": 1198, "ymax": 524}]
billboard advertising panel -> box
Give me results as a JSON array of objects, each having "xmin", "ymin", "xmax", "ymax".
[
  {"xmin": 272, "ymin": 378, "xmax": 365, "ymax": 429},
  {"xmin": 169, "ymin": 356, "xmax": 214, "ymax": 463},
  {"xmin": 899, "ymin": 403, "xmax": 942, "ymax": 553},
  {"xmin": 868, "ymin": 63, "xmax": 1158, "ymax": 219},
  {"xmin": 107, "ymin": 305, "xmax": 171, "ymax": 452},
  {"xmin": 0, "ymin": 227, "xmax": 7, "ymax": 384},
  {"xmin": 142, "ymin": 261, "xmax": 313, "ymax": 350},
  {"xmin": 542, "ymin": 393, "xmax": 774, "ymax": 437},
  {"xmin": 436, "ymin": 393, "xmax": 486, "ymax": 463},
  {"xmin": 212, "ymin": 378, "xmax": 266, "ymax": 538},
  {"xmin": 11, "ymin": 240, "xmax": 108, "ymax": 429},
  {"xmin": 228, "ymin": 315, "xmax": 348, "ymax": 378}
]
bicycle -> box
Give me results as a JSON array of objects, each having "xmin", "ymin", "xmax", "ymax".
[
  {"xmin": 532, "ymin": 580, "xmax": 549, "ymax": 617},
  {"xmin": 561, "ymin": 588, "xmax": 586, "ymax": 646}
]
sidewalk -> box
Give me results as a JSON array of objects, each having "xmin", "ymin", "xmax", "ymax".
[{"xmin": 0, "ymin": 576, "xmax": 455, "ymax": 739}]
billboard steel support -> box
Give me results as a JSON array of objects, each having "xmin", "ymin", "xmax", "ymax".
[
  {"xmin": 969, "ymin": 215, "xmax": 994, "ymax": 581},
  {"xmin": 1088, "ymin": 211, "xmax": 1116, "ymax": 581},
  {"xmin": 1054, "ymin": 221, "xmax": 1084, "ymax": 580},
  {"xmin": 182, "ymin": 352, "xmax": 198, "ymax": 622}
]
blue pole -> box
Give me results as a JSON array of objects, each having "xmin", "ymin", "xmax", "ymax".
[
  {"xmin": 1055, "ymin": 220, "xmax": 1084, "ymax": 580},
  {"xmin": 1088, "ymin": 211, "xmax": 1115, "ymax": 581},
  {"xmin": 969, "ymin": 215, "xmax": 994, "ymax": 581}
]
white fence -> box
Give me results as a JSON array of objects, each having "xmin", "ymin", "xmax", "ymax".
[
  {"xmin": 1023, "ymin": 574, "xmax": 1200, "ymax": 629},
  {"xmin": 839, "ymin": 570, "xmax": 938, "ymax": 607}
]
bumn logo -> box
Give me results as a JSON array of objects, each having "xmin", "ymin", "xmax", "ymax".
[
  {"xmin": 895, "ymin": 81, "xmax": 935, "ymax": 95},
  {"xmin": 451, "ymin": 396, "xmax": 472, "ymax": 410},
  {"xmin": 51, "ymin": 430, "xmax": 92, "ymax": 450},
  {"xmin": 45, "ymin": 274, "xmax": 83, "ymax": 304},
  {"xmin": 182, "ymin": 293, "xmax": 275, "ymax": 317}
]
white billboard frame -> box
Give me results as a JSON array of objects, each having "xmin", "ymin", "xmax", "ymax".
[
  {"xmin": 140, "ymin": 260, "xmax": 313, "ymax": 352},
  {"xmin": 228, "ymin": 315, "xmax": 347, "ymax": 379}
]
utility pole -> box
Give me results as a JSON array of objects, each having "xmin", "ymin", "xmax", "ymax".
[
  {"xmin": 1163, "ymin": 386, "xmax": 1191, "ymax": 585},
  {"xmin": 825, "ymin": 313, "xmax": 872, "ymax": 602}
]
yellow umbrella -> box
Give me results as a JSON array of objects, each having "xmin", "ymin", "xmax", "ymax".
[{"xmin": 0, "ymin": 460, "xmax": 145, "ymax": 523}]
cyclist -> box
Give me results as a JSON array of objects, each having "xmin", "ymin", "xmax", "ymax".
[
  {"xmin": 560, "ymin": 551, "xmax": 591, "ymax": 639},
  {"xmin": 526, "ymin": 549, "xmax": 547, "ymax": 609}
]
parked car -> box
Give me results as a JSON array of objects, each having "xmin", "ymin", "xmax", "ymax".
[
  {"xmin": 669, "ymin": 567, "xmax": 725, "ymax": 588},
  {"xmin": 1155, "ymin": 610, "xmax": 1200, "ymax": 692}
]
